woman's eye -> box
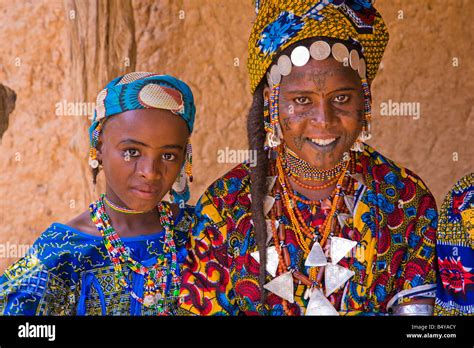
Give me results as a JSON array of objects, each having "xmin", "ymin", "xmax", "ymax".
[
  {"xmin": 294, "ymin": 96, "xmax": 311, "ymax": 105},
  {"xmin": 333, "ymin": 95, "xmax": 350, "ymax": 103},
  {"xmin": 162, "ymin": 153, "xmax": 176, "ymax": 161},
  {"xmin": 123, "ymin": 149, "xmax": 140, "ymax": 159}
]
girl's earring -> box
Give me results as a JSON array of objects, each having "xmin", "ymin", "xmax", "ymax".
[
  {"xmin": 89, "ymin": 147, "xmax": 99, "ymax": 169},
  {"xmin": 170, "ymin": 138, "xmax": 192, "ymax": 205}
]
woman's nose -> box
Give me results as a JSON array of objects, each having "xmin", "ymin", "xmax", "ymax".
[{"xmin": 308, "ymin": 102, "xmax": 334, "ymax": 128}]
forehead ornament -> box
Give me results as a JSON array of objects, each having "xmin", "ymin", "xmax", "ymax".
[{"xmin": 266, "ymin": 41, "xmax": 366, "ymax": 87}]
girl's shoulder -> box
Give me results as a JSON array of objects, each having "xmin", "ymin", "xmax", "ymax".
[
  {"xmin": 1, "ymin": 222, "xmax": 106, "ymax": 289},
  {"xmin": 66, "ymin": 210, "xmax": 101, "ymax": 237},
  {"xmin": 30, "ymin": 215, "xmax": 117, "ymax": 276}
]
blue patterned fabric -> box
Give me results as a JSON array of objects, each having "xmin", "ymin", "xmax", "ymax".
[
  {"xmin": 0, "ymin": 206, "xmax": 194, "ymax": 316},
  {"xmin": 89, "ymin": 72, "xmax": 196, "ymax": 145},
  {"xmin": 435, "ymin": 173, "xmax": 474, "ymax": 315}
]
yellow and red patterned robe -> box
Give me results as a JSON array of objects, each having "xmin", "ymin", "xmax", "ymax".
[{"xmin": 180, "ymin": 144, "xmax": 437, "ymax": 315}]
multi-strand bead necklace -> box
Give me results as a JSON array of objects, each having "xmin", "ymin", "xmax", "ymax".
[
  {"xmin": 89, "ymin": 194, "xmax": 180, "ymax": 314},
  {"xmin": 269, "ymin": 148, "xmax": 356, "ymax": 315}
]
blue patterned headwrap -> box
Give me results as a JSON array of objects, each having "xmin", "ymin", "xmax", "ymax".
[
  {"xmin": 89, "ymin": 72, "xmax": 195, "ymax": 144},
  {"xmin": 88, "ymin": 72, "xmax": 196, "ymax": 204}
]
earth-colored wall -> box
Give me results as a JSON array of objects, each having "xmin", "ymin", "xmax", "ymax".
[{"xmin": 0, "ymin": 0, "xmax": 472, "ymax": 272}]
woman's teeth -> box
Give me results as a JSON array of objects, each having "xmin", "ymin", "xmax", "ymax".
[{"xmin": 310, "ymin": 138, "xmax": 337, "ymax": 146}]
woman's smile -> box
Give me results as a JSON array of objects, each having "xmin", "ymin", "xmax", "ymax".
[{"xmin": 306, "ymin": 136, "xmax": 341, "ymax": 152}]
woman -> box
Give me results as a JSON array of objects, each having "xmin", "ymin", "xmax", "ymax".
[
  {"xmin": 435, "ymin": 173, "xmax": 474, "ymax": 315},
  {"xmin": 179, "ymin": 0, "xmax": 437, "ymax": 315},
  {"xmin": 0, "ymin": 72, "xmax": 196, "ymax": 315}
]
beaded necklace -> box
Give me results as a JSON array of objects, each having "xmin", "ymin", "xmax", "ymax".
[
  {"xmin": 289, "ymin": 174, "xmax": 339, "ymax": 190},
  {"xmin": 89, "ymin": 194, "xmax": 180, "ymax": 314},
  {"xmin": 104, "ymin": 195, "xmax": 147, "ymax": 214},
  {"xmin": 276, "ymin": 151, "xmax": 350, "ymax": 252},
  {"xmin": 283, "ymin": 146, "xmax": 346, "ymax": 181},
  {"xmin": 286, "ymin": 189, "xmax": 333, "ymax": 206},
  {"xmin": 271, "ymin": 150, "xmax": 355, "ymax": 315}
]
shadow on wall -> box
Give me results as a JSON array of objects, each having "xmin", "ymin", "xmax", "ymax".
[{"xmin": 0, "ymin": 84, "xmax": 16, "ymax": 141}]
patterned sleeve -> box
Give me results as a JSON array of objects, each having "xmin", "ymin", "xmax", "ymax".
[
  {"xmin": 178, "ymin": 188, "xmax": 237, "ymax": 316},
  {"xmin": 387, "ymin": 186, "xmax": 438, "ymax": 310},
  {"xmin": 434, "ymin": 174, "xmax": 474, "ymax": 315},
  {"xmin": 0, "ymin": 229, "xmax": 77, "ymax": 316},
  {"xmin": 0, "ymin": 252, "xmax": 69, "ymax": 315}
]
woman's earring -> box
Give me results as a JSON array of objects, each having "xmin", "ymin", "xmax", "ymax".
[
  {"xmin": 360, "ymin": 78, "xmax": 372, "ymax": 141},
  {"xmin": 265, "ymin": 85, "xmax": 282, "ymax": 149},
  {"xmin": 352, "ymin": 79, "xmax": 372, "ymax": 153}
]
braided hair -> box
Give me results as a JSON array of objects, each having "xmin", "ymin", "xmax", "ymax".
[{"xmin": 247, "ymin": 81, "xmax": 269, "ymax": 304}]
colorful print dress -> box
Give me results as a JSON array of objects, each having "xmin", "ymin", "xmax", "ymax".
[
  {"xmin": 179, "ymin": 144, "xmax": 437, "ymax": 315},
  {"xmin": 0, "ymin": 206, "xmax": 194, "ymax": 315},
  {"xmin": 435, "ymin": 173, "xmax": 474, "ymax": 315}
]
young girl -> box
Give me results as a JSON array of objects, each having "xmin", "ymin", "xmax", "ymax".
[{"xmin": 0, "ymin": 72, "xmax": 196, "ymax": 315}]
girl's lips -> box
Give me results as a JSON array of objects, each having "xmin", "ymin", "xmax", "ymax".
[{"xmin": 130, "ymin": 188, "xmax": 160, "ymax": 200}]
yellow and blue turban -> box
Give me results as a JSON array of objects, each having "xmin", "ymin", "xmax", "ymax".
[
  {"xmin": 248, "ymin": 0, "xmax": 389, "ymax": 93},
  {"xmin": 248, "ymin": 0, "xmax": 389, "ymax": 152},
  {"xmin": 88, "ymin": 72, "xmax": 196, "ymax": 203}
]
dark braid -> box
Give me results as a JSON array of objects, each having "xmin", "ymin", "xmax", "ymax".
[{"xmin": 247, "ymin": 82, "xmax": 269, "ymax": 304}]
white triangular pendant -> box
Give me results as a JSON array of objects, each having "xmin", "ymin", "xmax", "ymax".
[
  {"xmin": 250, "ymin": 246, "xmax": 279, "ymax": 277},
  {"xmin": 321, "ymin": 198, "xmax": 332, "ymax": 211},
  {"xmin": 266, "ymin": 176, "xmax": 277, "ymax": 193},
  {"xmin": 344, "ymin": 195, "xmax": 356, "ymax": 215},
  {"xmin": 305, "ymin": 288, "xmax": 339, "ymax": 316},
  {"xmin": 325, "ymin": 263, "xmax": 355, "ymax": 297},
  {"xmin": 330, "ymin": 237, "xmax": 357, "ymax": 265},
  {"xmin": 263, "ymin": 196, "xmax": 276, "ymax": 216},
  {"xmin": 265, "ymin": 219, "xmax": 279, "ymax": 244},
  {"xmin": 304, "ymin": 242, "xmax": 327, "ymax": 267},
  {"xmin": 304, "ymin": 287, "xmax": 312, "ymax": 300},
  {"xmin": 350, "ymin": 173, "xmax": 365, "ymax": 186},
  {"xmin": 337, "ymin": 213, "xmax": 351, "ymax": 229},
  {"xmin": 263, "ymin": 271, "xmax": 294, "ymax": 303}
]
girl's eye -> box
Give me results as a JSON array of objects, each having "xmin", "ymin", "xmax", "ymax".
[
  {"xmin": 333, "ymin": 95, "xmax": 350, "ymax": 103},
  {"xmin": 162, "ymin": 153, "xmax": 176, "ymax": 161},
  {"xmin": 294, "ymin": 96, "xmax": 311, "ymax": 105},
  {"xmin": 123, "ymin": 149, "xmax": 140, "ymax": 159}
]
